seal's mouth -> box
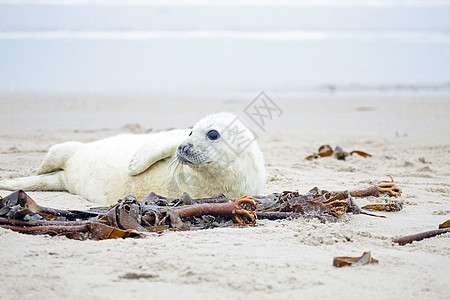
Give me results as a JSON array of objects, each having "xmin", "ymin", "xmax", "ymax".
[
  {"xmin": 176, "ymin": 146, "xmax": 204, "ymax": 167},
  {"xmin": 176, "ymin": 149, "xmax": 211, "ymax": 168},
  {"xmin": 176, "ymin": 152, "xmax": 196, "ymax": 166},
  {"xmin": 176, "ymin": 142, "xmax": 212, "ymax": 167}
]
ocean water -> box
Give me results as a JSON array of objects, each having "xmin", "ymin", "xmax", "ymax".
[{"xmin": 0, "ymin": 0, "xmax": 449, "ymax": 96}]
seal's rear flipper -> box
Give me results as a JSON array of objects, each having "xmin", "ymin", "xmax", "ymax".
[
  {"xmin": 37, "ymin": 141, "xmax": 82, "ymax": 175},
  {"xmin": 0, "ymin": 172, "xmax": 65, "ymax": 191}
]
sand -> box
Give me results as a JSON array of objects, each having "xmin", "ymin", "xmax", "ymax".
[{"xmin": 0, "ymin": 94, "xmax": 449, "ymax": 299}]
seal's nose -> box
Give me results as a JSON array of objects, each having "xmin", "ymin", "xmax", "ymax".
[{"xmin": 178, "ymin": 143, "xmax": 192, "ymax": 154}]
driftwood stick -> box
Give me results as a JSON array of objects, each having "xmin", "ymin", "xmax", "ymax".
[
  {"xmin": 0, "ymin": 224, "xmax": 90, "ymax": 234},
  {"xmin": 255, "ymin": 212, "xmax": 298, "ymax": 220},
  {"xmin": 192, "ymin": 197, "xmax": 232, "ymax": 204},
  {"xmin": 0, "ymin": 217, "xmax": 89, "ymax": 226},
  {"xmin": 0, "ymin": 217, "xmax": 89, "ymax": 227},
  {"xmin": 37, "ymin": 207, "xmax": 100, "ymax": 219},
  {"xmin": 359, "ymin": 211, "xmax": 387, "ymax": 218},
  {"xmin": 392, "ymin": 228, "xmax": 450, "ymax": 245}
]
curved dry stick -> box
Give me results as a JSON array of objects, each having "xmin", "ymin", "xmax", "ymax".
[
  {"xmin": 392, "ymin": 228, "xmax": 450, "ymax": 245},
  {"xmin": 192, "ymin": 197, "xmax": 232, "ymax": 204},
  {"xmin": 255, "ymin": 212, "xmax": 298, "ymax": 220},
  {"xmin": 359, "ymin": 211, "xmax": 387, "ymax": 218},
  {"xmin": 0, "ymin": 224, "xmax": 90, "ymax": 234},
  {"xmin": 0, "ymin": 217, "xmax": 89, "ymax": 227}
]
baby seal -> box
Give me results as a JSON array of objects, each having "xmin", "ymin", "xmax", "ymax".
[{"xmin": 0, "ymin": 112, "xmax": 266, "ymax": 205}]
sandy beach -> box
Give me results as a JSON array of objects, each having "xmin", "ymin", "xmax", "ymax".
[{"xmin": 0, "ymin": 94, "xmax": 449, "ymax": 299}]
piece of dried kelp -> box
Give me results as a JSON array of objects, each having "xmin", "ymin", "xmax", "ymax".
[
  {"xmin": 89, "ymin": 223, "xmax": 143, "ymax": 240},
  {"xmin": 361, "ymin": 202, "xmax": 403, "ymax": 212},
  {"xmin": 106, "ymin": 198, "xmax": 146, "ymax": 231},
  {"xmin": 344, "ymin": 175, "xmax": 402, "ymax": 198},
  {"xmin": 439, "ymin": 219, "xmax": 450, "ymax": 229},
  {"xmin": 278, "ymin": 190, "xmax": 353, "ymax": 223},
  {"xmin": 333, "ymin": 251, "xmax": 379, "ymax": 267},
  {"xmin": 305, "ymin": 145, "xmax": 372, "ymax": 160}
]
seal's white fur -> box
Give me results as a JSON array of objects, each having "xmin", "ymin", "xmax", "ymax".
[{"xmin": 0, "ymin": 112, "xmax": 266, "ymax": 205}]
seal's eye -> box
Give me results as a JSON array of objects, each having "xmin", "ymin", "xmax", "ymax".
[
  {"xmin": 206, "ymin": 129, "xmax": 220, "ymax": 141},
  {"xmin": 189, "ymin": 131, "xmax": 192, "ymax": 136}
]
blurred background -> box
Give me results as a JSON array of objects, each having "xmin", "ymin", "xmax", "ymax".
[{"xmin": 0, "ymin": 0, "xmax": 449, "ymax": 97}]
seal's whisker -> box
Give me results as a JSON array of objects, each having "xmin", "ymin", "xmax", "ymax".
[{"xmin": 169, "ymin": 155, "xmax": 184, "ymax": 187}]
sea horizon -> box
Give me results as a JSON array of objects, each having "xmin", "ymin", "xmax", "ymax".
[{"xmin": 0, "ymin": 0, "xmax": 449, "ymax": 96}]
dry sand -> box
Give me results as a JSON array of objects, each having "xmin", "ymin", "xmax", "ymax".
[{"xmin": 0, "ymin": 94, "xmax": 449, "ymax": 299}]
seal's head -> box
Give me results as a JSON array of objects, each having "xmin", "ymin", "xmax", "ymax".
[{"xmin": 173, "ymin": 112, "xmax": 265, "ymax": 198}]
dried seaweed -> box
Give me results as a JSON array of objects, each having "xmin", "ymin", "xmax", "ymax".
[
  {"xmin": 0, "ymin": 177, "xmax": 403, "ymax": 240},
  {"xmin": 439, "ymin": 219, "xmax": 450, "ymax": 229},
  {"xmin": 347, "ymin": 175, "xmax": 402, "ymax": 198},
  {"xmin": 333, "ymin": 252, "xmax": 378, "ymax": 267},
  {"xmin": 361, "ymin": 202, "xmax": 403, "ymax": 212},
  {"xmin": 305, "ymin": 145, "xmax": 372, "ymax": 160}
]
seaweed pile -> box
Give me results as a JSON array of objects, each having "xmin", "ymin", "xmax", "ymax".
[{"xmin": 0, "ymin": 177, "xmax": 402, "ymax": 240}]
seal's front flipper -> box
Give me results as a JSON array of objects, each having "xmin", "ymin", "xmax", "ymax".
[
  {"xmin": 128, "ymin": 142, "xmax": 176, "ymax": 175},
  {"xmin": 0, "ymin": 172, "xmax": 66, "ymax": 191},
  {"xmin": 128, "ymin": 129, "xmax": 189, "ymax": 176}
]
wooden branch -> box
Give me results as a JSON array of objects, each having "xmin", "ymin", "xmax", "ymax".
[
  {"xmin": 392, "ymin": 228, "xmax": 450, "ymax": 245},
  {"xmin": 255, "ymin": 212, "xmax": 298, "ymax": 220},
  {"xmin": 0, "ymin": 224, "xmax": 90, "ymax": 234},
  {"xmin": 0, "ymin": 217, "xmax": 89, "ymax": 227}
]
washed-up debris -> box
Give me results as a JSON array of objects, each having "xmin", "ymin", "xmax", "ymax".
[
  {"xmin": 305, "ymin": 145, "xmax": 372, "ymax": 160},
  {"xmin": 392, "ymin": 226, "xmax": 450, "ymax": 246},
  {"xmin": 439, "ymin": 219, "xmax": 450, "ymax": 229},
  {"xmin": 0, "ymin": 190, "xmax": 143, "ymax": 240},
  {"xmin": 348, "ymin": 175, "xmax": 402, "ymax": 198},
  {"xmin": 0, "ymin": 191, "xmax": 257, "ymax": 239},
  {"xmin": 392, "ymin": 217, "xmax": 450, "ymax": 245},
  {"xmin": 0, "ymin": 177, "xmax": 402, "ymax": 240},
  {"xmin": 361, "ymin": 202, "xmax": 403, "ymax": 212},
  {"xmin": 333, "ymin": 251, "xmax": 378, "ymax": 267}
]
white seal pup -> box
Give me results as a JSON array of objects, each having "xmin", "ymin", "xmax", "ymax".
[{"xmin": 0, "ymin": 112, "xmax": 266, "ymax": 205}]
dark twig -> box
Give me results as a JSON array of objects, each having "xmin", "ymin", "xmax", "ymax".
[
  {"xmin": 0, "ymin": 217, "xmax": 89, "ymax": 227},
  {"xmin": 359, "ymin": 211, "xmax": 387, "ymax": 218},
  {"xmin": 392, "ymin": 228, "xmax": 450, "ymax": 245},
  {"xmin": 255, "ymin": 211, "xmax": 300, "ymax": 220},
  {"xmin": 0, "ymin": 224, "xmax": 90, "ymax": 234}
]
